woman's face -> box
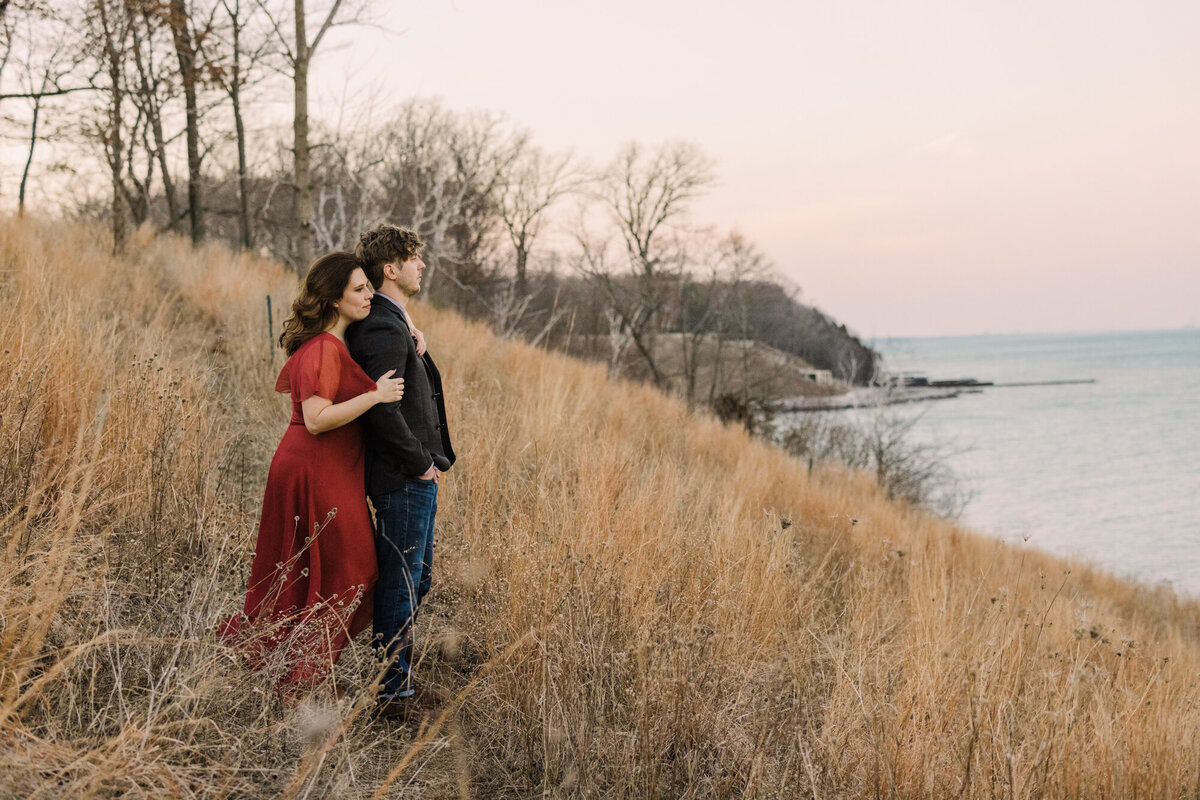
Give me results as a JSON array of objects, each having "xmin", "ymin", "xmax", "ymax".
[{"xmin": 336, "ymin": 267, "xmax": 374, "ymax": 324}]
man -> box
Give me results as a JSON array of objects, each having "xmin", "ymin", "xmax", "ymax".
[{"xmin": 347, "ymin": 224, "xmax": 454, "ymax": 716}]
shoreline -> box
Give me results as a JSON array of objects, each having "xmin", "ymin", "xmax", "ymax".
[
  {"xmin": 775, "ymin": 377, "xmax": 1097, "ymax": 412},
  {"xmin": 772, "ymin": 385, "xmax": 978, "ymax": 412}
]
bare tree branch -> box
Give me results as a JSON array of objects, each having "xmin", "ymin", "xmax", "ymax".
[{"xmin": 0, "ymin": 84, "xmax": 95, "ymax": 100}]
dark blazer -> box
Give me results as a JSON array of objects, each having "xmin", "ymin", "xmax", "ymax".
[{"xmin": 346, "ymin": 297, "xmax": 455, "ymax": 498}]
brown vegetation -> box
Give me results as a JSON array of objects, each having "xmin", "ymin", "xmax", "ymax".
[{"xmin": 2, "ymin": 218, "xmax": 1199, "ymax": 798}]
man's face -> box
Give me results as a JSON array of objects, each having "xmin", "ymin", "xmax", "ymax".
[{"xmin": 390, "ymin": 254, "xmax": 425, "ymax": 297}]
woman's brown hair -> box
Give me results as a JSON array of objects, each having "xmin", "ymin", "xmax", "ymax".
[{"xmin": 279, "ymin": 252, "xmax": 362, "ymax": 356}]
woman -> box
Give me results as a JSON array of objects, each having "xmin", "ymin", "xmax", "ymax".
[{"xmin": 221, "ymin": 252, "xmax": 404, "ymax": 690}]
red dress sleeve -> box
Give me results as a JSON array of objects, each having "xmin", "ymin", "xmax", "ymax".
[{"xmin": 274, "ymin": 335, "xmax": 342, "ymax": 401}]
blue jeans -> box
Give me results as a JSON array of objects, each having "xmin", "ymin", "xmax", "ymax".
[{"xmin": 371, "ymin": 477, "xmax": 438, "ymax": 699}]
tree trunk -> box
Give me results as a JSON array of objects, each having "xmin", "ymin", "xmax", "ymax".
[
  {"xmin": 292, "ymin": 0, "xmax": 313, "ymax": 269},
  {"xmin": 99, "ymin": 0, "xmax": 127, "ymax": 251},
  {"xmin": 514, "ymin": 239, "xmax": 528, "ymax": 293},
  {"xmin": 109, "ymin": 99, "xmax": 127, "ymax": 250},
  {"xmin": 168, "ymin": 0, "xmax": 204, "ymax": 242},
  {"xmin": 132, "ymin": 13, "xmax": 179, "ymax": 229},
  {"xmin": 230, "ymin": 9, "xmax": 251, "ymax": 249},
  {"xmin": 123, "ymin": 126, "xmax": 152, "ymax": 224},
  {"xmin": 150, "ymin": 104, "xmax": 180, "ymax": 228},
  {"xmin": 17, "ymin": 92, "xmax": 42, "ymax": 215}
]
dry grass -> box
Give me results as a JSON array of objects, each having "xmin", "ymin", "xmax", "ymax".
[{"xmin": 1, "ymin": 217, "xmax": 1198, "ymax": 798}]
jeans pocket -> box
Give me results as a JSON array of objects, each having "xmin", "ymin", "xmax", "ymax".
[{"xmin": 372, "ymin": 493, "xmax": 392, "ymax": 512}]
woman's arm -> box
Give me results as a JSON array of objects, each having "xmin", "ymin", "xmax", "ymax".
[{"xmin": 301, "ymin": 370, "xmax": 404, "ymax": 435}]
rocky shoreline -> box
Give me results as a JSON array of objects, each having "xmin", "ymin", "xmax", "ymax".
[
  {"xmin": 772, "ymin": 385, "xmax": 978, "ymax": 412},
  {"xmin": 774, "ymin": 377, "xmax": 1096, "ymax": 412}
]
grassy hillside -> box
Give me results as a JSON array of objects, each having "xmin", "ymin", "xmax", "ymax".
[{"xmin": 2, "ymin": 218, "xmax": 1199, "ymax": 798}]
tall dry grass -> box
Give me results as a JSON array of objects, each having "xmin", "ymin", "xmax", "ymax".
[
  {"xmin": 0, "ymin": 220, "xmax": 451, "ymax": 798},
  {"xmin": 434, "ymin": 309, "xmax": 1200, "ymax": 797},
  {"xmin": 1, "ymin": 217, "xmax": 1199, "ymax": 798}
]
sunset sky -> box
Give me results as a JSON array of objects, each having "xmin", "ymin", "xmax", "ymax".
[{"xmin": 313, "ymin": 2, "xmax": 1193, "ymax": 336}]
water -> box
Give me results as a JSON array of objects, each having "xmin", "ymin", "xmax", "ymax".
[{"xmin": 868, "ymin": 329, "xmax": 1200, "ymax": 595}]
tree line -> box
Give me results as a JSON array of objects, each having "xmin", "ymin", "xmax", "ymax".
[{"xmin": 0, "ymin": 0, "xmax": 878, "ymax": 408}]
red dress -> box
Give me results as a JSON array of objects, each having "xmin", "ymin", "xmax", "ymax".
[{"xmin": 221, "ymin": 332, "xmax": 378, "ymax": 687}]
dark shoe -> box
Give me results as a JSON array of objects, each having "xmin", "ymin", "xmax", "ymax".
[
  {"xmin": 374, "ymin": 693, "xmax": 438, "ymax": 723},
  {"xmin": 413, "ymin": 683, "xmax": 450, "ymax": 706},
  {"xmin": 374, "ymin": 695, "xmax": 418, "ymax": 721}
]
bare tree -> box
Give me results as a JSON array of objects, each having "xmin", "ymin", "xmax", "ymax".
[
  {"xmin": 254, "ymin": 0, "xmax": 367, "ymax": 267},
  {"xmin": 0, "ymin": 1, "xmax": 16, "ymax": 110},
  {"xmin": 309, "ymin": 113, "xmax": 381, "ymax": 252},
  {"xmin": 670, "ymin": 231, "xmax": 729, "ymax": 407},
  {"xmin": 108, "ymin": 4, "xmax": 173, "ymax": 229},
  {"xmin": 165, "ymin": 0, "xmax": 206, "ymax": 241},
  {"xmin": 575, "ymin": 141, "xmax": 717, "ymax": 385},
  {"xmin": 87, "ymin": 0, "xmax": 135, "ymax": 250},
  {"xmin": 709, "ymin": 232, "xmax": 772, "ymax": 407},
  {"xmin": 600, "ymin": 141, "xmax": 716, "ymax": 279},
  {"xmin": 779, "ymin": 404, "xmax": 971, "ymax": 517},
  {"xmin": 357, "ymin": 100, "xmax": 522, "ymax": 305},
  {"xmin": 369, "ymin": 99, "xmax": 461, "ymax": 260},
  {"xmin": 498, "ymin": 145, "xmax": 582, "ymax": 292},
  {"xmin": 1, "ymin": 7, "xmax": 85, "ymax": 214},
  {"xmin": 0, "ymin": 3, "xmax": 17, "ymax": 200},
  {"xmin": 263, "ymin": 97, "xmax": 523, "ymax": 297},
  {"xmin": 207, "ymin": 0, "xmax": 273, "ymax": 248},
  {"xmin": 571, "ymin": 230, "xmax": 657, "ymax": 378},
  {"xmin": 0, "ymin": 0, "xmax": 20, "ymax": 98},
  {"xmin": 437, "ymin": 110, "xmax": 526, "ymax": 297},
  {"xmin": 121, "ymin": 5, "xmax": 183, "ymax": 228},
  {"xmin": 644, "ymin": 229, "xmax": 779, "ymax": 409}
]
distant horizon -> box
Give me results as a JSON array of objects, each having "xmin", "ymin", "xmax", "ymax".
[{"xmin": 870, "ymin": 323, "xmax": 1199, "ymax": 343}]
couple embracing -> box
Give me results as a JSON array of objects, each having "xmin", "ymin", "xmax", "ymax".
[{"xmin": 221, "ymin": 223, "xmax": 454, "ymax": 719}]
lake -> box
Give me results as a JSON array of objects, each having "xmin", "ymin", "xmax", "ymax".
[{"xmin": 865, "ymin": 329, "xmax": 1200, "ymax": 595}]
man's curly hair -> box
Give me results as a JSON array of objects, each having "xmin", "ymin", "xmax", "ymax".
[{"xmin": 355, "ymin": 224, "xmax": 425, "ymax": 289}]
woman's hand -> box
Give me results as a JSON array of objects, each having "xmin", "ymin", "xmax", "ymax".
[
  {"xmin": 372, "ymin": 369, "xmax": 405, "ymax": 404},
  {"xmin": 303, "ymin": 370, "xmax": 403, "ymax": 434}
]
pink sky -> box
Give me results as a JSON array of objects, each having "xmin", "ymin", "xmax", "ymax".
[{"xmin": 318, "ymin": 0, "xmax": 1200, "ymax": 336}]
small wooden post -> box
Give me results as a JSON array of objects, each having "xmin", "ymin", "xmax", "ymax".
[{"xmin": 266, "ymin": 295, "xmax": 274, "ymax": 367}]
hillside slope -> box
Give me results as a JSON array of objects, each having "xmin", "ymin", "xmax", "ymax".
[{"xmin": 1, "ymin": 219, "xmax": 1198, "ymax": 798}]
